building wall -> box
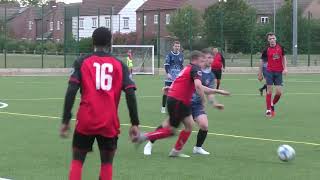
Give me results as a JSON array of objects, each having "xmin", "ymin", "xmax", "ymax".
[{"xmin": 136, "ymin": 9, "xmax": 175, "ymax": 43}]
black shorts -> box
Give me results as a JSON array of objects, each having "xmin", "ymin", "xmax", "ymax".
[
  {"xmin": 72, "ymin": 131, "xmax": 118, "ymax": 152},
  {"xmin": 167, "ymin": 96, "xmax": 192, "ymax": 128},
  {"xmin": 212, "ymin": 69, "xmax": 222, "ymax": 80}
]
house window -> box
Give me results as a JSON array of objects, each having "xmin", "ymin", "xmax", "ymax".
[
  {"xmin": 144, "ymin": 15, "xmax": 147, "ymax": 26},
  {"xmin": 154, "ymin": 15, "xmax": 158, "ymax": 24},
  {"xmin": 79, "ymin": 18, "xmax": 84, "ymax": 29},
  {"xmin": 50, "ymin": 21, "xmax": 54, "ymax": 31},
  {"xmin": 166, "ymin": 14, "xmax": 170, "ymax": 25},
  {"xmin": 105, "ymin": 17, "xmax": 110, "ymax": 28},
  {"xmin": 123, "ymin": 17, "xmax": 129, "ymax": 29},
  {"xmin": 57, "ymin": 21, "xmax": 60, "ymax": 30},
  {"xmin": 261, "ymin": 17, "xmax": 269, "ymax": 24},
  {"xmin": 92, "ymin": 17, "xmax": 97, "ymax": 28},
  {"xmin": 28, "ymin": 21, "xmax": 32, "ymax": 30}
]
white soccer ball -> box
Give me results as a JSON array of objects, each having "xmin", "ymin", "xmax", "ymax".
[{"xmin": 277, "ymin": 144, "xmax": 296, "ymax": 162}]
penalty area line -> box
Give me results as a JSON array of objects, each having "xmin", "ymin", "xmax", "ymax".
[{"xmin": 0, "ymin": 111, "xmax": 319, "ymax": 146}]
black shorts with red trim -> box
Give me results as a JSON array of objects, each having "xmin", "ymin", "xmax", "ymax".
[
  {"xmin": 167, "ymin": 96, "xmax": 192, "ymax": 128},
  {"xmin": 72, "ymin": 131, "xmax": 118, "ymax": 152},
  {"xmin": 212, "ymin": 69, "xmax": 222, "ymax": 80}
]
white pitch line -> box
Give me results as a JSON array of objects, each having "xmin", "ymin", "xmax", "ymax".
[
  {"xmin": 0, "ymin": 111, "xmax": 319, "ymax": 146},
  {"xmin": 0, "ymin": 178, "xmax": 12, "ymax": 180},
  {"xmin": 2, "ymin": 92, "xmax": 320, "ymax": 101},
  {"xmin": 0, "ymin": 102, "xmax": 9, "ymax": 109}
]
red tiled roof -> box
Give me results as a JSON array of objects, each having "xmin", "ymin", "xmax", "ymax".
[{"xmin": 80, "ymin": 0, "xmax": 130, "ymax": 16}]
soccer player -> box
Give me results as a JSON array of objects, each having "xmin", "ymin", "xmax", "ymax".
[
  {"xmin": 143, "ymin": 49, "xmax": 226, "ymax": 156},
  {"xmin": 127, "ymin": 49, "xmax": 133, "ymax": 79},
  {"xmin": 258, "ymin": 55, "xmax": 268, "ymax": 96},
  {"xmin": 191, "ymin": 48, "xmax": 225, "ymax": 155},
  {"xmin": 258, "ymin": 32, "xmax": 288, "ymax": 118},
  {"xmin": 211, "ymin": 48, "xmax": 225, "ymax": 89},
  {"xmin": 138, "ymin": 51, "xmax": 229, "ymax": 157},
  {"xmin": 60, "ymin": 27, "xmax": 140, "ymax": 180},
  {"xmin": 161, "ymin": 41, "xmax": 184, "ymax": 113}
]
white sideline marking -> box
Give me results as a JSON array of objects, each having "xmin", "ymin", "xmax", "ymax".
[
  {"xmin": 2, "ymin": 92, "xmax": 320, "ymax": 101},
  {"xmin": 0, "ymin": 102, "xmax": 8, "ymax": 109},
  {"xmin": 0, "ymin": 111, "xmax": 319, "ymax": 146},
  {"xmin": 0, "ymin": 178, "xmax": 12, "ymax": 180}
]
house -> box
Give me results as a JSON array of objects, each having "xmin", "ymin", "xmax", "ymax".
[
  {"xmin": 303, "ymin": 0, "xmax": 320, "ymax": 19},
  {"xmin": 135, "ymin": 0, "xmax": 217, "ymax": 42},
  {"xmin": 72, "ymin": 0, "xmax": 147, "ymax": 40},
  {"xmin": 4, "ymin": 0, "xmax": 65, "ymax": 42}
]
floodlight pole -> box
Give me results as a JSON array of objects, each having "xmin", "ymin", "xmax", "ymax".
[{"xmin": 292, "ymin": 0, "xmax": 298, "ymax": 65}]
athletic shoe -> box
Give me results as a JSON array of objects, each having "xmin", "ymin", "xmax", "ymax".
[
  {"xmin": 193, "ymin": 146, "xmax": 210, "ymax": 155},
  {"xmin": 169, "ymin": 148, "xmax": 190, "ymax": 158},
  {"xmin": 265, "ymin": 110, "xmax": 272, "ymax": 118},
  {"xmin": 143, "ymin": 141, "xmax": 153, "ymax": 155},
  {"xmin": 161, "ymin": 107, "xmax": 166, "ymax": 114},
  {"xmin": 259, "ymin": 88, "xmax": 263, "ymax": 96}
]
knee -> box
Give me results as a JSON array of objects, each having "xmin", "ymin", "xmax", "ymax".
[{"xmin": 199, "ymin": 124, "xmax": 208, "ymax": 131}]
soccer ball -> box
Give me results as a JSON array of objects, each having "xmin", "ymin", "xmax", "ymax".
[{"xmin": 277, "ymin": 144, "xmax": 296, "ymax": 162}]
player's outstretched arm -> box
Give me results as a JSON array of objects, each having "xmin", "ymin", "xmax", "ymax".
[
  {"xmin": 60, "ymin": 82, "xmax": 80, "ymax": 138},
  {"xmin": 283, "ymin": 55, "xmax": 288, "ymax": 75},
  {"xmin": 202, "ymin": 86, "xmax": 230, "ymax": 96},
  {"xmin": 207, "ymin": 94, "xmax": 224, "ymax": 110},
  {"xmin": 125, "ymin": 88, "xmax": 141, "ymax": 142},
  {"xmin": 258, "ymin": 59, "xmax": 264, "ymax": 81}
]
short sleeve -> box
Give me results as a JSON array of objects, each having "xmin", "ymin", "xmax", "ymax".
[
  {"xmin": 190, "ymin": 65, "xmax": 202, "ymax": 81},
  {"xmin": 121, "ymin": 62, "xmax": 136, "ymax": 91},
  {"xmin": 69, "ymin": 59, "xmax": 81, "ymax": 84}
]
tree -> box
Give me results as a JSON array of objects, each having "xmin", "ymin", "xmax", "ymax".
[
  {"xmin": 167, "ymin": 5, "xmax": 203, "ymax": 48},
  {"xmin": 204, "ymin": 0, "xmax": 256, "ymax": 53},
  {"xmin": 19, "ymin": 0, "xmax": 45, "ymax": 6}
]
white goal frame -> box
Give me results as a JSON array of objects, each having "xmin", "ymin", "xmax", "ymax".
[{"xmin": 112, "ymin": 45, "xmax": 155, "ymax": 75}]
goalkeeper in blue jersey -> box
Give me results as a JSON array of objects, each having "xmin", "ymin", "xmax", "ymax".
[{"xmin": 161, "ymin": 41, "xmax": 184, "ymax": 113}]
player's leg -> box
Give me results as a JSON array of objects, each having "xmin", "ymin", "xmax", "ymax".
[
  {"xmin": 169, "ymin": 101, "xmax": 193, "ymax": 158},
  {"xmin": 169, "ymin": 115, "xmax": 193, "ymax": 158},
  {"xmin": 97, "ymin": 136, "xmax": 118, "ymax": 180},
  {"xmin": 215, "ymin": 70, "xmax": 222, "ymax": 89},
  {"xmin": 143, "ymin": 122, "xmax": 167, "ymax": 155},
  {"xmin": 193, "ymin": 114, "xmax": 210, "ymax": 155},
  {"xmin": 69, "ymin": 131, "xmax": 95, "ymax": 180},
  {"xmin": 259, "ymin": 67, "xmax": 268, "ymax": 96},
  {"xmin": 265, "ymin": 72, "xmax": 274, "ymax": 117},
  {"xmin": 161, "ymin": 81, "xmax": 172, "ymax": 113},
  {"xmin": 272, "ymin": 72, "xmax": 283, "ymax": 116}
]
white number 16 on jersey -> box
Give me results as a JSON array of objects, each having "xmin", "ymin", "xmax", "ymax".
[{"xmin": 93, "ymin": 62, "xmax": 113, "ymax": 91}]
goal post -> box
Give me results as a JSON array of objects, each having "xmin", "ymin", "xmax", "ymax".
[{"xmin": 112, "ymin": 45, "xmax": 155, "ymax": 75}]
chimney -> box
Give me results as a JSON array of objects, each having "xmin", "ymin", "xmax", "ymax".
[{"xmin": 49, "ymin": 0, "xmax": 57, "ymax": 8}]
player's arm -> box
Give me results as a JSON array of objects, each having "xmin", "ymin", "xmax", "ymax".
[
  {"xmin": 60, "ymin": 60, "xmax": 81, "ymax": 138},
  {"xmin": 164, "ymin": 54, "xmax": 172, "ymax": 79},
  {"xmin": 282, "ymin": 47, "xmax": 288, "ymax": 74},
  {"xmin": 258, "ymin": 49, "xmax": 267, "ymax": 81},
  {"xmin": 202, "ymin": 85, "xmax": 230, "ymax": 96},
  {"xmin": 221, "ymin": 54, "xmax": 226, "ymax": 69},
  {"xmin": 207, "ymin": 94, "xmax": 224, "ymax": 110},
  {"xmin": 121, "ymin": 62, "xmax": 140, "ymax": 142}
]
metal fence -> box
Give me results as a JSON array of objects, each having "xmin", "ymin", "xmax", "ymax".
[{"xmin": 0, "ymin": 1, "xmax": 320, "ymax": 68}]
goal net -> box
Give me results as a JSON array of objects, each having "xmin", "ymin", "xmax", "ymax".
[{"xmin": 112, "ymin": 45, "xmax": 155, "ymax": 75}]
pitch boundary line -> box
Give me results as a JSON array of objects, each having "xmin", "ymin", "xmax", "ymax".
[
  {"xmin": 2, "ymin": 92, "xmax": 320, "ymax": 101},
  {"xmin": 0, "ymin": 111, "xmax": 319, "ymax": 146}
]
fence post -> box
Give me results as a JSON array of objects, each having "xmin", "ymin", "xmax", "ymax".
[
  {"xmin": 250, "ymin": 15, "xmax": 254, "ymax": 67},
  {"xmin": 63, "ymin": 6, "xmax": 67, "ymax": 68},
  {"xmin": 110, "ymin": 6, "xmax": 114, "ymax": 52},
  {"xmin": 307, "ymin": 11, "xmax": 311, "ymax": 67},
  {"xmin": 188, "ymin": 10, "xmax": 192, "ymax": 51},
  {"xmin": 157, "ymin": 9, "xmax": 161, "ymax": 69},
  {"xmin": 98, "ymin": 8, "xmax": 100, "ymax": 27},
  {"xmin": 220, "ymin": 9, "xmax": 224, "ymax": 51},
  {"xmin": 41, "ymin": 4, "xmax": 44, "ymax": 68},
  {"xmin": 4, "ymin": 5, "xmax": 7, "ymax": 68},
  {"xmin": 77, "ymin": 7, "xmax": 80, "ymax": 56},
  {"xmin": 142, "ymin": 9, "xmax": 145, "ymax": 45}
]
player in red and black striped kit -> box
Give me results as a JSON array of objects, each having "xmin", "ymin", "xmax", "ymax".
[
  {"xmin": 258, "ymin": 32, "xmax": 288, "ymax": 118},
  {"xmin": 60, "ymin": 27, "xmax": 141, "ymax": 180},
  {"xmin": 211, "ymin": 48, "xmax": 225, "ymax": 89},
  {"xmin": 134, "ymin": 51, "xmax": 229, "ymax": 157}
]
